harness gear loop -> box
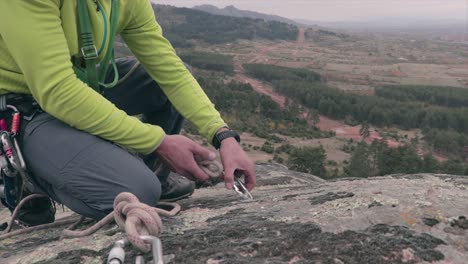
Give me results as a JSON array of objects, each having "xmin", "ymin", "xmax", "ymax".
[{"xmin": 0, "ymin": 96, "xmax": 41, "ymax": 209}]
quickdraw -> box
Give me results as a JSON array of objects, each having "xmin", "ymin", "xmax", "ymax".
[{"xmin": 0, "ymin": 104, "xmax": 34, "ymax": 210}]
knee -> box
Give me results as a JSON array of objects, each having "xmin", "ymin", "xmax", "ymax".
[{"xmin": 128, "ymin": 171, "xmax": 162, "ymax": 207}]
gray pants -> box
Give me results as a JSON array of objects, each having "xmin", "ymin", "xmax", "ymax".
[{"xmin": 21, "ymin": 57, "xmax": 184, "ymax": 219}]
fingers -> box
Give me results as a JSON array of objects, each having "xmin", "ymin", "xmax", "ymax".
[
  {"xmin": 191, "ymin": 143, "xmax": 216, "ymax": 161},
  {"xmin": 243, "ymin": 167, "xmax": 256, "ymax": 191},
  {"xmin": 188, "ymin": 143, "xmax": 217, "ymax": 181},
  {"xmin": 187, "ymin": 159, "xmax": 210, "ymax": 181},
  {"xmin": 224, "ymin": 167, "xmax": 235, "ymax": 189}
]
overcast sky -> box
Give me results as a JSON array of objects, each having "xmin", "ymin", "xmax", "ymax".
[{"xmin": 151, "ymin": 0, "xmax": 468, "ymax": 22}]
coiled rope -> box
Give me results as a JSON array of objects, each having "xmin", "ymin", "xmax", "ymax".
[{"xmin": 0, "ymin": 159, "xmax": 224, "ymax": 252}]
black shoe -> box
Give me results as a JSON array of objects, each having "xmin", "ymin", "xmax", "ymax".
[
  {"xmin": 16, "ymin": 196, "xmax": 55, "ymax": 226},
  {"xmin": 160, "ymin": 173, "xmax": 195, "ymax": 202}
]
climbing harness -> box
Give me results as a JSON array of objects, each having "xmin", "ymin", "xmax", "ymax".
[
  {"xmin": 1, "ymin": 0, "xmax": 121, "ymax": 214},
  {"xmin": 0, "ymin": 96, "xmax": 38, "ymax": 211}
]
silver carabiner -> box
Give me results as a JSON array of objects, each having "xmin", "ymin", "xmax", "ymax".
[
  {"xmin": 139, "ymin": 235, "xmax": 164, "ymax": 264},
  {"xmin": 135, "ymin": 255, "xmax": 145, "ymax": 264},
  {"xmin": 108, "ymin": 239, "xmax": 129, "ymax": 264},
  {"xmin": 233, "ymin": 178, "xmax": 253, "ymax": 200}
]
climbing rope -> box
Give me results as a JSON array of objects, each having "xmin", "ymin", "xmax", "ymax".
[
  {"xmin": 0, "ymin": 159, "xmax": 252, "ymax": 263},
  {"xmin": 1, "ymin": 160, "xmax": 222, "ymax": 242},
  {"xmin": 198, "ymin": 159, "xmax": 223, "ymax": 178},
  {"xmin": 61, "ymin": 192, "xmax": 181, "ymax": 252},
  {"xmin": 3, "ymin": 193, "xmax": 48, "ymax": 233},
  {"xmin": 113, "ymin": 193, "xmax": 180, "ymax": 252},
  {"xmin": 61, "ymin": 159, "xmax": 223, "ymax": 251}
]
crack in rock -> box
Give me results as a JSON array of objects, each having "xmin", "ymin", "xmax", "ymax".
[{"xmin": 309, "ymin": 192, "xmax": 355, "ymax": 205}]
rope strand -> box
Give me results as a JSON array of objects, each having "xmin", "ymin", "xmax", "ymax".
[{"xmin": 0, "ymin": 159, "xmax": 221, "ymax": 251}]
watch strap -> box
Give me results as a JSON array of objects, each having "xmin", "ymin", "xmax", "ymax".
[{"xmin": 212, "ymin": 130, "xmax": 240, "ymax": 149}]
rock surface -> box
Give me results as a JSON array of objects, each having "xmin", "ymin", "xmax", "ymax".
[{"xmin": 1, "ymin": 163, "xmax": 468, "ymax": 264}]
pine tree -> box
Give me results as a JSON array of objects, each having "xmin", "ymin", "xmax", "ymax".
[
  {"xmin": 346, "ymin": 142, "xmax": 372, "ymax": 178},
  {"xmin": 359, "ymin": 122, "xmax": 371, "ymax": 140},
  {"xmin": 288, "ymin": 145, "xmax": 327, "ymax": 177},
  {"xmin": 422, "ymin": 154, "xmax": 439, "ymax": 173},
  {"xmin": 309, "ymin": 109, "xmax": 320, "ymax": 126}
]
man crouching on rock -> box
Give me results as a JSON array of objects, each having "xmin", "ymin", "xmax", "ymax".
[{"xmin": 0, "ymin": 0, "xmax": 255, "ymax": 226}]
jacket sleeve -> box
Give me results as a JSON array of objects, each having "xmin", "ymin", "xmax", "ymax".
[
  {"xmin": 120, "ymin": 0, "xmax": 227, "ymax": 143},
  {"xmin": 0, "ymin": 0, "xmax": 165, "ymax": 154}
]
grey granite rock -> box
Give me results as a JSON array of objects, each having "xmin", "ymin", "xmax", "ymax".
[{"xmin": 1, "ymin": 163, "xmax": 467, "ymax": 264}]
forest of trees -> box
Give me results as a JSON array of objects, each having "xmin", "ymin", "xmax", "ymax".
[
  {"xmin": 243, "ymin": 64, "xmax": 321, "ymax": 83},
  {"xmin": 376, "ymin": 85, "xmax": 468, "ymax": 108},
  {"xmin": 288, "ymin": 146, "xmax": 327, "ymax": 177},
  {"xmin": 243, "ymin": 64, "xmax": 468, "ymax": 157},
  {"xmin": 179, "ymin": 52, "xmax": 234, "ymax": 74},
  {"xmin": 196, "ymin": 77, "xmax": 333, "ymax": 140},
  {"xmin": 345, "ymin": 140, "xmax": 467, "ymax": 177}
]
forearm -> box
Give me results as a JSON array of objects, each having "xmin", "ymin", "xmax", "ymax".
[{"xmin": 121, "ymin": 0, "xmax": 227, "ymax": 143}]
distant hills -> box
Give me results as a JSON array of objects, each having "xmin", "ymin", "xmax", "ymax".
[
  {"xmin": 193, "ymin": 4, "xmax": 467, "ymax": 34},
  {"xmin": 298, "ymin": 18, "xmax": 467, "ymax": 31},
  {"xmin": 152, "ymin": 4, "xmax": 298, "ymax": 47},
  {"xmin": 193, "ymin": 4, "xmax": 298, "ymax": 26}
]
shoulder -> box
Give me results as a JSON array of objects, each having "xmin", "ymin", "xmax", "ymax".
[{"xmin": 120, "ymin": 0, "xmax": 153, "ymax": 9}]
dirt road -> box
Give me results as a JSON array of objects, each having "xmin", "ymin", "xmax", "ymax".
[
  {"xmin": 296, "ymin": 27, "xmax": 305, "ymax": 46},
  {"xmin": 233, "ymin": 58, "xmax": 285, "ymax": 107}
]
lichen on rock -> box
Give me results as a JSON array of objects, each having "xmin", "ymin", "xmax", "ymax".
[{"xmin": 1, "ymin": 163, "xmax": 467, "ymax": 263}]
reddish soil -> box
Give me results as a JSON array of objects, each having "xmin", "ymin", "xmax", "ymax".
[
  {"xmin": 316, "ymin": 116, "xmax": 401, "ymax": 147},
  {"xmin": 432, "ymin": 152, "xmax": 448, "ymax": 162},
  {"xmin": 391, "ymin": 66, "xmax": 408, "ymax": 77},
  {"xmin": 234, "ymin": 59, "xmax": 285, "ymax": 107}
]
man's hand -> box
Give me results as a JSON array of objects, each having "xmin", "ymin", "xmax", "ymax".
[
  {"xmin": 218, "ymin": 135, "xmax": 256, "ymax": 192},
  {"xmin": 154, "ymin": 135, "xmax": 216, "ymax": 181}
]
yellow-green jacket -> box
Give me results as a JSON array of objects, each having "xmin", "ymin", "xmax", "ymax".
[{"xmin": 0, "ymin": 0, "xmax": 226, "ymax": 154}]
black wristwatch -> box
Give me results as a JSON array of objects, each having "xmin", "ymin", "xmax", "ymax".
[{"xmin": 212, "ymin": 129, "xmax": 241, "ymax": 149}]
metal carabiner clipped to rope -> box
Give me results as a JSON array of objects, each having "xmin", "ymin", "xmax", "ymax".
[
  {"xmin": 108, "ymin": 236, "xmax": 163, "ymax": 264},
  {"xmin": 195, "ymin": 157, "xmax": 253, "ymax": 200},
  {"xmin": 140, "ymin": 235, "xmax": 164, "ymax": 264},
  {"xmin": 107, "ymin": 239, "xmax": 129, "ymax": 264}
]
